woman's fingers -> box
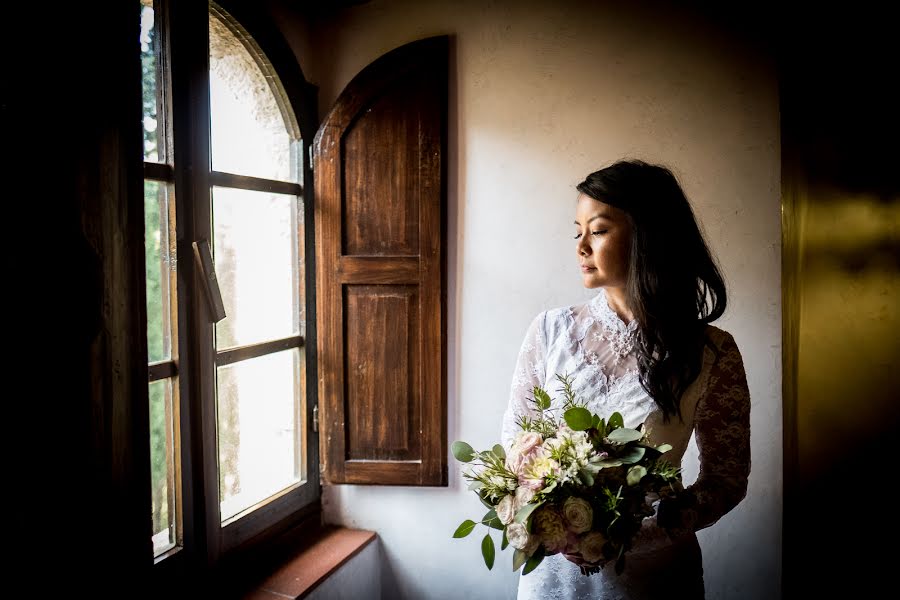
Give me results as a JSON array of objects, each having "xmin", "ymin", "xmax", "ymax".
[{"xmin": 564, "ymin": 553, "xmax": 605, "ymax": 570}]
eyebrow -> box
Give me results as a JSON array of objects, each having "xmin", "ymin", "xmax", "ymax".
[{"xmin": 574, "ymin": 213, "xmax": 614, "ymax": 226}]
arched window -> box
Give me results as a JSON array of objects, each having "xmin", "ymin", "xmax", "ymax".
[{"xmin": 140, "ymin": 0, "xmax": 318, "ymax": 577}]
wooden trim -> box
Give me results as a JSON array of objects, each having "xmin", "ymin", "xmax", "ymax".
[
  {"xmin": 148, "ymin": 359, "xmax": 177, "ymax": 382},
  {"xmin": 220, "ymin": 481, "xmax": 319, "ymax": 551},
  {"xmin": 338, "ymin": 256, "xmax": 418, "ymax": 284},
  {"xmin": 144, "ymin": 161, "xmax": 175, "ymax": 182},
  {"xmin": 216, "ymin": 335, "xmax": 304, "ymax": 367},
  {"xmin": 247, "ymin": 526, "xmax": 376, "ymax": 599},
  {"xmin": 420, "ymin": 43, "xmax": 449, "ymax": 485},
  {"xmin": 342, "ymin": 461, "xmax": 422, "ymax": 485},
  {"xmin": 168, "ymin": 0, "xmax": 216, "ymax": 567},
  {"xmin": 210, "ymin": 170, "xmax": 302, "ymax": 196},
  {"xmin": 210, "ymin": 504, "xmax": 326, "ymax": 597}
]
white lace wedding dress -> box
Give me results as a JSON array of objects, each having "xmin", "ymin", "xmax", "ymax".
[{"xmin": 500, "ymin": 288, "xmax": 751, "ymax": 600}]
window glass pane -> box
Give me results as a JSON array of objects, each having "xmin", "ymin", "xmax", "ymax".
[
  {"xmin": 209, "ymin": 10, "xmax": 299, "ymax": 182},
  {"xmin": 150, "ymin": 378, "xmax": 178, "ymax": 556},
  {"xmin": 217, "ymin": 349, "xmax": 304, "ymax": 522},
  {"xmin": 212, "ymin": 186, "xmax": 300, "ymax": 349},
  {"xmin": 140, "ymin": 0, "xmax": 160, "ymax": 162},
  {"xmin": 144, "ymin": 180, "xmax": 173, "ymax": 362}
]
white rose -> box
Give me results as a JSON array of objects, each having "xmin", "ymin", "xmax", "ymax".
[
  {"xmin": 506, "ymin": 522, "xmax": 531, "ymax": 550},
  {"xmin": 506, "ymin": 522, "xmax": 541, "ymax": 557},
  {"xmin": 579, "ymin": 531, "xmax": 607, "ymax": 563},
  {"xmin": 514, "ymin": 486, "xmax": 536, "ymax": 512},
  {"xmin": 562, "ymin": 497, "xmax": 593, "ymax": 534},
  {"xmin": 522, "ymin": 533, "xmax": 541, "ymax": 557},
  {"xmin": 496, "ymin": 494, "xmax": 516, "ymax": 525}
]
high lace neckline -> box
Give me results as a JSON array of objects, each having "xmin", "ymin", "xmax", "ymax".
[
  {"xmin": 589, "ymin": 288, "xmax": 638, "ymax": 332},
  {"xmin": 587, "ymin": 288, "xmax": 639, "ymax": 362}
]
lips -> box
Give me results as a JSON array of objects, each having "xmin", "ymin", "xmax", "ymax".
[{"xmin": 580, "ymin": 265, "xmax": 596, "ymax": 272}]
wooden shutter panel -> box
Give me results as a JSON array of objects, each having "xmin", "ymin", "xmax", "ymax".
[{"xmin": 314, "ymin": 36, "xmax": 447, "ymax": 486}]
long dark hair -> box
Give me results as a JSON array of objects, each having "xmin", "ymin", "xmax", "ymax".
[{"xmin": 576, "ymin": 159, "xmax": 726, "ymax": 422}]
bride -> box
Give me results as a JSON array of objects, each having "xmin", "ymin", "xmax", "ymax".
[{"xmin": 500, "ymin": 160, "xmax": 751, "ymax": 599}]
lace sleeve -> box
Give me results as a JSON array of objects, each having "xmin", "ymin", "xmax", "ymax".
[
  {"xmin": 659, "ymin": 331, "xmax": 751, "ymax": 537},
  {"xmin": 500, "ymin": 311, "xmax": 547, "ymax": 450}
]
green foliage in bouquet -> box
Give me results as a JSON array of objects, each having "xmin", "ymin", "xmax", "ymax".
[{"xmin": 451, "ymin": 374, "xmax": 684, "ymax": 576}]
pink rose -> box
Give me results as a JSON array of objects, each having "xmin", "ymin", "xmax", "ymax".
[{"xmin": 505, "ymin": 432, "xmax": 544, "ymax": 473}]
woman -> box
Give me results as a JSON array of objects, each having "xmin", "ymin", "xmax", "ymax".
[{"xmin": 500, "ymin": 160, "xmax": 751, "ymax": 599}]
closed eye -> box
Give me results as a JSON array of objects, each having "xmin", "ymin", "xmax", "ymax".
[{"xmin": 573, "ymin": 230, "xmax": 608, "ymax": 239}]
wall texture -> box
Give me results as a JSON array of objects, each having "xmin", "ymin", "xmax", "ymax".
[{"xmin": 280, "ymin": 1, "xmax": 781, "ymax": 597}]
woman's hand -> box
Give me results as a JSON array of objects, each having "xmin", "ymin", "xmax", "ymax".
[{"xmin": 562, "ymin": 551, "xmax": 606, "ymax": 576}]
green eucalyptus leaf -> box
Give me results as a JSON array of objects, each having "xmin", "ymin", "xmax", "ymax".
[
  {"xmin": 655, "ymin": 443, "xmax": 673, "ymax": 453},
  {"xmin": 608, "ymin": 412, "xmax": 624, "ymax": 430},
  {"xmin": 467, "ymin": 480, "xmax": 484, "ymax": 492},
  {"xmin": 452, "ymin": 441, "xmax": 476, "ymax": 462},
  {"xmin": 501, "ymin": 528, "xmax": 509, "ymax": 550},
  {"xmin": 482, "ymin": 533, "xmax": 495, "ymax": 570},
  {"xmin": 607, "ymin": 427, "xmax": 643, "ymax": 444},
  {"xmin": 533, "ymin": 387, "xmax": 552, "ymax": 410},
  {"xmin": 514, "ymin": 501, "xmax": 543, "ymax": 526},
  {"xmin": 522, "ymin": 550, "xmax": 545, "ymax": 576},
  {"xmin": 597, "ymin": 458, "xmax": 623, "ymax": 468},
  {"xmin": 564, "ymin": 407, "xmax": 593, "ymax": 431},
  {"xmin": 513, "ymin": 548, "xmax": 528, "ymax": 571},
  {"xmin": 482, "ymin": 508, "xmax": 504, "ymax": 530},
  {"xmin": 618, "ymin": 446, "xmax": 646, "ymax": 464},
  {"xmin": 492, "ymin": 443, "xmax": 506, "ymax": 460},
  {"xmin": 453, "ymin": 519, "xmax": 477, "ymax": 538},
  {"xmin": 626, "ymin": 465, "xmax": 647, "ymax": 486}
]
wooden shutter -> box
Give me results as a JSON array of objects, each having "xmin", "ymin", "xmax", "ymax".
[{"xmin": 313, "ymin": 36, "xmax": 447, "ymax": 485}]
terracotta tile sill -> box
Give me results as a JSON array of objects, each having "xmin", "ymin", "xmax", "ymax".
[{"xmin": 242, "ymin": 525, "xmax": 377, "ymax": 599}]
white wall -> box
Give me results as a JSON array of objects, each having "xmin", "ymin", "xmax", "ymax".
[
  {"xmin": 285, "ymin": 1, "xmax": 781, "ymax": 597},
  {"xmin": 306, "ymin": 537, "xmax": 382, "ymax": 600}
]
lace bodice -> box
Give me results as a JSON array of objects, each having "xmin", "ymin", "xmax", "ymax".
[{"xmin": 500, "ymin": 289, "xmax": 751, "ymax": 600}]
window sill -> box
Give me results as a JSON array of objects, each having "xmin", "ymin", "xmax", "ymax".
[{"xmin": 241, "ymin": 525, "xmax": 377, "ymax": 599}]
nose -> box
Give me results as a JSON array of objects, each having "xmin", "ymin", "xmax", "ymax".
[{"xmin": 577, "ymin": 235, "xmax": 590, "ymax": 256}]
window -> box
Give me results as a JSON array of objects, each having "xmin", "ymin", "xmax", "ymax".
[{"xmin": 139, "ymin": 0, "xmax": 319, "ymax": 582}]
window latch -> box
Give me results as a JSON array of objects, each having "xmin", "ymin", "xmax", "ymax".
[
  {"xmin": 312, "ymin": 405, "xmax": 319, "ymax": 433},
  {"xmin": 192, "ymin": 239, "xmax": 227, "ymax": 323}
]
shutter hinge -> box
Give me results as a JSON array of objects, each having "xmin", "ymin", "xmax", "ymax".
[{"xmin": 312, "ymin": 404, "xmax": 318, "ymax": 433}]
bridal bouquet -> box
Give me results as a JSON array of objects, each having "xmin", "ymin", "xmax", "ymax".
[{"xmin": 451, "ymin": 374, "xmax": 682, "ymax": 576}]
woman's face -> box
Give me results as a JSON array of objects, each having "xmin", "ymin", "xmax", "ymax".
[{"xmin": 574, "ymin": 193, "xmax": 632, "ymax": 289}]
